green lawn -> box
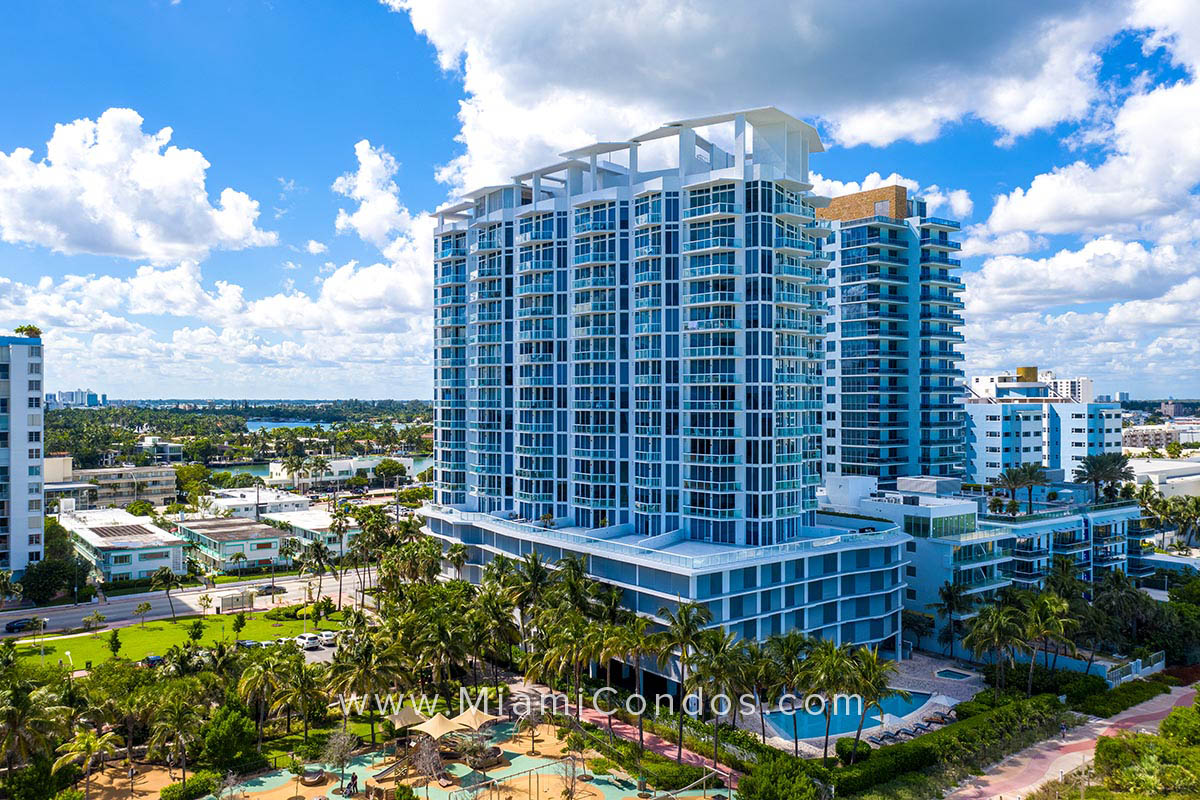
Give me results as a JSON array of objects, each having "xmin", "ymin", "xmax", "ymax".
[{"xmin": 16, "ymin": 611, "xmax": 343, "ymax": 667}]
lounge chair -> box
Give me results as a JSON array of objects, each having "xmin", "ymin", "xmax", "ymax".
[
  {"xmin": 923, "ymin": 716, "xmax": 945, "ymax": 726},
  {"xmin": 437, "ymin": 774, "xmax": 455, "ymax": 788},
  {"xmin": 878, "ymin": 731, "xmax": 900, "ymax": 743},
  {"xmin": 912, "ymin": 722, "xmax": 935, "ymax": 733},
  {"xmin": 931, "ymin": 711, "xmax": 955, "ymax": 723},
  {"xmin": 895, "ymin": 727, "xmax": 918, "ymax": 738},
  {"xmin": 866, "ymin": 735, "xmax": 887, "ymax": 746}
]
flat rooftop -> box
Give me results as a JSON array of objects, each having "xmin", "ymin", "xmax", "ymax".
[
  {"xmin": 58, "ymin": 509, "xmax": 185, "ymax": 551},
  {"xmin": 209, "ymin": 488, "xmax": 309, "ymax": 504},
  {"xmin": 422, "ymin": 504, "xmax": 906, "ymax": 572},
  {"xmin": 262, "ymin": 509, "xmax": 341, "ymax": 532},
  {"xmin": 177, "ymin": 517, "xmax": 284, "ymax": 542}
]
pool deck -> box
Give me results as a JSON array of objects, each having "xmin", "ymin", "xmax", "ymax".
[{"xmin": 739, "ymin": 652, "xmax": 984, "ymax": 755}]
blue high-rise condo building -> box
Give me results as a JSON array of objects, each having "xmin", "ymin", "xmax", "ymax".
[
  {"xmin": 819, "ymin": 186, "xmax": 966, "ymax": 487},
  {"xmin": 425, "ymin": 109, "xmax": 910, "ymax": 659}
]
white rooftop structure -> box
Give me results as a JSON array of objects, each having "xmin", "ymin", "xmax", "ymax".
[
  {"xmin": 1129, "ymin": 457, "xmax": 1200, "ymax": 497},
  {"xmin": 207, "ymin": 487, "xmax": 310, "ymax": 519},
  {"xmin": 58, "ymin": 508, "xmax": 187, "ymax": 580}
]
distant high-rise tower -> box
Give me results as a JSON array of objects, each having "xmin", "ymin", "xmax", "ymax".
[{"xmin": 818, "ymin": 186, "xmax": 966, "ymax": 487}]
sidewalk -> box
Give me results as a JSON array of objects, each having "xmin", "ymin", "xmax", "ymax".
[
  {"xmin": 508, "ymin": 680, "xmax": 739, "ymax": 789},
  {"xmin": 948, "ymin": 685, "xmax": 1197, "ymax": 799}
]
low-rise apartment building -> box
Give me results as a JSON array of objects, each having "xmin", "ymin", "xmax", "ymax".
[
  {"xmin": 821, "ymin": 475, "xmax": 1147, "ymax": 618},
  {"xmin": 44, "ymin": 456, "xmax": 176, "ymax": 509},
  {"xmin": 205, "ymin": 487, "xmax": 309, "ymax": 519},
  {"xmin": 58, "ymin": 506, "xmax": 186, "ymax": 582},
  {"xmin": 266, "ymin": 456, "xmax": 386, "ymax": 490},
  {"xmin": 263, "ymin": 508, "xmax": 359, "ymax": 556},
  {"xmin": 175, "ymin": 517, "xmax": 288, "ymax": 573},
  {"xmin": 136, "ymin": 436, "xmax": 184, "ymax": 464}
]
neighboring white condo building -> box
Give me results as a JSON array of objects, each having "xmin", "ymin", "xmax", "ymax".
[
  {"xmin": 425, "ymin": 109, "xmax": 912, "ymax": 663},
  {"xmin": 206, "ymin": 487, "xmax": 310, "ymax": 519},
  {"xmin": 964, "ymin": 366, "xmax": 1122, "ymax": 486},
  {"xmin": 1, "ymin": 336, "xmax": 45, "ymax": 575}
]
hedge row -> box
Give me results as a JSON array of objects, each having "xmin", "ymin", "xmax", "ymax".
[
  {"xmin": 831, "ymin": 694, "xmax": 1065, "ymax": 795},
  {"xmin": 1073, "ymin": 679, "xmax": 1170, "ymax": 717}
]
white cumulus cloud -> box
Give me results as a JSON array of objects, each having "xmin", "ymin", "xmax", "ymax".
[{"xmin": 0, "ymin": 108, "xmax": 276, "ymax": 263}]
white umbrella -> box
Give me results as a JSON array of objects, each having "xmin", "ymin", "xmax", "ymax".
[
  {"xmin": 450, "ymin": 707, "xmax": 502, "ymax": 732},
  {"xmin": 412, "ymin": 713, "xmax": 465, "ymax": 740}
]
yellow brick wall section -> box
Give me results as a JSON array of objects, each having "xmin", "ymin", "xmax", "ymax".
[{"xmin": 816, "ymin": 185, "xmax": 909, "ymax": 221}]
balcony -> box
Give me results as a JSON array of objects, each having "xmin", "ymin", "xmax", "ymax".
[
  {"xmin": 515, "ymin": 229, "xmax": 554, "ymax": 245},
  {"xmin": 634, "ymin": 211, "xmax": 662, "ymax": 228},
  {"xmin": 436, "ymin": 246, "xmax": 467, "ymax": 260},
  {"xmin": 686, "ymin": 291, "xmax": 741, "ymax": 306},
  {"xmin": 774, "ymin": 201, "xmax": 813, "ymax": 221},
  {"xmin": 920, "ymin": 236, "xmax": 962, "ymax": 252},
  {"xmin": 683, "ymin": 506, "xmax": 741, "ymax": 519},
  {"xmin": 919, "ymin": 217, "xmax": 961, "ymax": 231},
  {"xmin": 842, "ymin": 251, "xmax": 908, "ymax": 267},
  {"xmin": 573, "ymin": 251, "xmax": 616, "ymax": 266},
  {"xmin": 919, "ymin": 252, "xmax": 961, "ymax": 267},
  {"xmin": 518, "ymin": 258, "xmax": 555, "ymax": 273},
  {"xmin": 470, "ymin": 236, "xmax": 503, "ymax": 254},
  {"xmin": 683, "ymin": 262, "xmax": 740, "ymax": 279},
  {"xmin": 683, "ymin": 237, "xmax": 741, "ymax": 253},
  {"xmin": 574, "ymin": 219, "xmax": 616, "ymax": 235},
  {"xmin": 683, "ymin": 202, "xmax": 741, "ymax": 221},
  {"xmin": 774, "ymin": 235, "xmax": 810, "ymax": 253},
  {"xmin": 516, "ymin": 281, "xmax": 555, "ymax": 296},
  {"xmin": 634, "ymin": 244, "xmax": 662, "ymax": 259}
]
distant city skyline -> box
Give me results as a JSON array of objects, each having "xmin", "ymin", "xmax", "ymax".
[{"xmin": 1, "ymin": 3, "xmax": 1198, "ymax": 396}]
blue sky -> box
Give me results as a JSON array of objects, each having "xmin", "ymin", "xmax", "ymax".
[{"xmin": 1, "ymin": 0, "xmax": 1198, "ymax": 399}]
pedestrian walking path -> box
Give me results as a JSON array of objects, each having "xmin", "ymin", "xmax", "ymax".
[
  {"xmin": 948, "ymin": 684, "xmax": 1197, "ymax": 799},
  {"xmin": 507, "ymin": 680, "xmax": 740, "ymax": 789}
]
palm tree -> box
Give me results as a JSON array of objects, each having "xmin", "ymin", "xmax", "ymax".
[
  {"xmin": 1017, "ymin": 462, "xmax": 1048, "ymax": 514},
  {"xmin": 445, "ymin": 543, "xmax": 468, "ymax": 580},
  {"xmin": 1097, "ymin": 452, "xmax": 1135, "ymax": 499},
  {"xmin": 802, "ymin": 639, "xmax": 857, "ymax": 763},
  {"xmin": 963, "ymin": 605, "xmax": 1025, "ymax": 701},
  {"xmin": 1073, "ymin": 454, "xmax": 1106, "ymax": 499},
  {"xmin": 928, "ymin": 581, "xmax": 974, "ymax": 656},
  {"xmin": 604, "ymin": 617, "xmax": 651, "ymax": 748},
  {"xmin": 301, "ymin": 541, "xmax": 334, "ymax": 600},
  {"xmin": 0, "ymin": 685, "xmax": 69, "ymax": 774},
  {"xmin": 107, "ymin": 690, "xmax": 149, "ymax": 773},
  {"xmin": 305, "ymin": 455, "xmax": 331, "ymax": 492},
  {"xmin": 329, "ymin": 506, "xmax": 351, "ymax": 608},
  {"xmin": 655, "ymin": 601, "xmax": 712, "ymax": 763},
  {"xmin": 1094, "ymin": 569, "xmax": 1146, "ymax": 645},
  {"xmin": 996, "ymin": 467, "xmax": 1026, "ymax": 504},
  {"xmin": 282, "ymin": 454, "xmax": 307, "ymax": 491},
  {"xmin": 229, "ymin": 551, "xmax": 247, "ymax": 579},
  {"xmin": 1023, "ymin": 593, "xmax": 1073, "ymax": 693},
  {"xmin": 148, "ymin": 691, "xmax": 203, "ymax": 786},
  {"xmin": 765, "ymin": 630, "xmax": 813, "ymax": 757},
  {"xmin": 847, "ymin": 647, "xmax": 907, "ymax": 764},
  {"xmin": 689, "ymin": 628, "xmax": 741, "ymax": 776},
  {"xmin": 510, "ymin": 551, "xmax": 555, "ymax": 657},
  {"xmin": 328, "ymin": 634, "xmax": 406, "ymax": 744},
  {"xmin": 238, "ymin": 655, "xmax": 281, "ymax": 751},
  {"xmin": 742, "ymin": 640, "xmax": 780, "ymax": 745},
  {"xmin": 53, "ymin": 726, "xmax": 123, "ymax": 800},
  {"xmin": 150, "ymin": 566, "xmax": 183, "ymax": 622},
  {"xmin": 271, "ymin": 660, "xmax": 327, "ymax": 744}
]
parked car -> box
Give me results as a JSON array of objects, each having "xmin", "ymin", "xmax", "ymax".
[
  {"xmin": 294, "ymin": 633, "xmax": 321, "ymax": 650},
  {"xmin": 143, "ymin": 654, "xmax": 164, "ymax": 667},
  {"xmin": 235, "ymin": 639, "xmax": 260, "ymax": 649},
  {"xmin": 318, "ymin": 630, "xmax": 339, "ymax": 646},
  {"xmin": 275, "ymin": 636, "xmax": 293, "ymax": 647},
  {"xmin": 256, "ymin": 584, "xmax": 287, "ymax": 596},
  {"xmin": 5, "ymin": 617, "xmax": 49, "ymax": 634}
]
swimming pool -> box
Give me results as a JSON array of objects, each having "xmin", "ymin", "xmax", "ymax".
[
  {"xmin": 764, "ymin": 690, "xmax": 932, "ymax": 739},
  {"xmin": 936, "ymin": 668, "xmax": 972, "ymax": 680}
]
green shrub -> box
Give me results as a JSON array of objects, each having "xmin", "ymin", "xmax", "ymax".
[
  {"xmin": 1160, "ymin": 705, "xmax": 1200, "ymax": 746},
  {"xmin": 835, "ymin": 735, "xmax": 871, "ymax": 765},
  {"xmin": 1072, "ymin": 679, "xmax": 1169, "ymax": 717},
  {"xmin": 950, "ymin": 700, "xmax": 991, "ymax": 719},
  {"xmin": 588, "ymin": 757, "xmax": 614, "ymax": 775},
  {"xmin": 832, "ymin": 695, "xmax": 1065, "ymax": 795},
  {"xmin": 3, "ymin": 755, "xmax": 80, "ymax": 800},
  {"xmin": 739, "ymin": 755, "xmax": 821, "ymax": 800},
  {"xmin": 1062, "ymin": 673, "xmax": 1111, "ymax": 706},
  {"xmin": 393, "ymin": 786, "xmax": 418, "ymax": 800},
  {"xmin": 51, "ymin": 791, "xmax": 84, "ymax": 800},
  {"xmin": 159, "ymin": 770, "xmax": 219, "ymax": 800},
  {"xmin": 202, "ymin": 704, "xmax": 257, "ymax": 771}
]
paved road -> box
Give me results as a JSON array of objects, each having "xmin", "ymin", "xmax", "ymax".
[{"xmin": 0, "ymin": 570, "xmax": 369, "ymax": 635}]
